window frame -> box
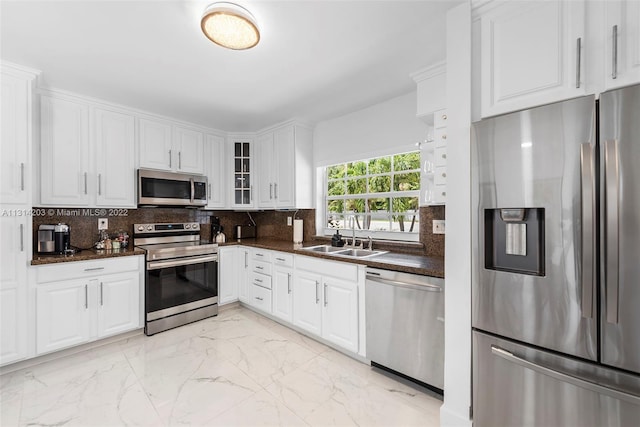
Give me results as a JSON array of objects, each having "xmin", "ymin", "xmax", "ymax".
[{"xmin": 322, "ymin": 151, "xmax": 421, "ymax": 242}]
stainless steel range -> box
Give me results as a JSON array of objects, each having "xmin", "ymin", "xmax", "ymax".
[{"xmin": 134, "ymin": 222, "xmax": 218, "ymax": 335}]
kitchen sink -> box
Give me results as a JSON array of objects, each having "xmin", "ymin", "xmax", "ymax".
[
  {"xmin": 334, "ymin": 248, "xmax": 387, "ymax": 258},
  {"xmin": 300, "ymin": 245, "xmax": 387, "ymax": 259},
  {"xmin": 302, "ymin": 245, "xmax": 351, "ymax": 253}
]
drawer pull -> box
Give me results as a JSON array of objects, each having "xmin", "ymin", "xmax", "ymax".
[
  {"xmin": 256, "ymin": 266, "xmax": 264, "ymax": 270},
  {"xmin": 255, "ymin": 296, "xmax": 263, "ymax": 301},
  {"xmin": 255, "ymin": 278, "xmax": 263, "ymax": 282},
  {"xmin": 276, "ymin": 257, "xmax": 285, "ymax": 262},
  {"xmin": 84, "ymin": 267, "xmax": 105, "ymax": 272}
]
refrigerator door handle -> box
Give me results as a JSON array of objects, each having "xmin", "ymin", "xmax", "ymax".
[
  {"xmin": 580, "ymin": 143, "xmax": 596, "ymax": 318},
  {"xmin": 604, "ymin": 140, "xmax": 620, "ymax": 324},
  {"xmin": 491, "ymin": 346, "xmax": 640, "ymax": 406}
]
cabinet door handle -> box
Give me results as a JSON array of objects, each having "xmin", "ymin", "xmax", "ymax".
[
  {"xmin": 84, "ymin": 284, "xmax": 88, "ymax": 309},
  {"xmin": 208, "ymin": 183, "xmax": 211, "ymax": 200},
  {"xmin": 250, "ymin": 185, "xmax": 253, "ymax": 202},
  {"xmin": 169, "ymin": 150, "xmax": 172, "ymax": 168},
  {"xmin": 324, "ymin": 283, "xmax": 328, "ymax": 306},
  {"xmin": 287, "ymin": 273, "xmax": 291, "ymax": 294},
  {"xmin": 612, "ymin": 25, "xmax": 618, "ymax": 80},
  {"xmin": 274, "ymin": 183, "xmax": 278, "ymax": 199},
  {"xmin": 100, "ymin": 282, "xmax": 104, "ymax": 306},
  {"xmin": 270, "ymin": 183, "xmax": 273, "ymax": 200},
  {"xmin": 244, "ymin": 251, "xmax": 248, "ymax": 268},
  {"xmin": 315, "ymin": 280, "xmax": 320, "ymax": 304},
  {"xmin": 576, "ymin": 37, "xmax": 582, "ymax": 88},
  {"xmin": 19, "ymin": 224, "xmax": 24, "ymax": 252},
  {"xmin": 20, "ymin": 163, "xmax": 25, "ymax": 191},
  {"xmin": 84, "ymin": 172, "xmax": 88, "ymax": 194},
  {"xmin": 179, "ymin": 151, "xmax": 182, "ymax": 169},
  {"xmin": 98, "ymin": 174, "xmax": 102, "ymax": 196}
]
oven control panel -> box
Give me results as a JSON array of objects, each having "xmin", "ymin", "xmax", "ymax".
[{"xmin": 133, "ymin": 223, "xmax": 200, "ymax": 235}]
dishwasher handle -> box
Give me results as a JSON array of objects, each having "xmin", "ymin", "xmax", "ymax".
[{"xmin": 366, "ymin": 274, "xmax": 442, "ymax": 292}]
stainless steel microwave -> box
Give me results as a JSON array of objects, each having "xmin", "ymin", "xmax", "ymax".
[{"xmin": 138, "ymin": 169, "xmax": 207, "ymax": 207}]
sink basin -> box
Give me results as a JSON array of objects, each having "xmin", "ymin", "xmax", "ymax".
[
  {"xmin": 300, "ymin": 245, "xmax": 387, "ymax": 259},
  {"xmin": 334, "ymin": 248, "xmax": 388, "ymax": 258},
  {"xmin": 302, "ymin": 245, "xmax": 350, "ymax": 253}
]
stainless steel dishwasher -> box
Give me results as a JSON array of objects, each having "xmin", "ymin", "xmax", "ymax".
[{"xmin": 365, "ymin": 267, "xmax": 444, "ymax": 391}]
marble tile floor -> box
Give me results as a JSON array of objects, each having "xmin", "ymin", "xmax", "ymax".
[{"xmin": 0, "ymin": 305, "xmax": 442, "ymax": 426}]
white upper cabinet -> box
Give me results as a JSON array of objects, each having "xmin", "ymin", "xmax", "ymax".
[
  {"xmin": 173, "ymin": 126, "xmax": 204, "ymax": 174},
  {"xmin": 256, "ymin": 123, "xmax": 313, "ymax": 209},
  {"xmin": 139, "ymin": 119, "xmax": 204, "ymax": 174},
  {"xmin": 479, "ymin": 0, "xmax": 586, "ymax": 117},
  {"xmin": 604, "ymin": 0, "xmax": 640, "ymax": 90},
  {"xmin": 138, "ymin": 118, "xmax": 172, "ymax": 171},
  {"xmin": 41, "ymin": 93, "xmax": 137, "ymax": 207},
  {"xmin": 94, "ymin": 108, "xmax": 135, "ymax": 207},
  {"xmin": 204, "ymin": 134, "xmax": 226, "ymax": 209},
  {"xmin": 40, "ymin": 95, "xmax": 91, "ymax": 205},
  {"xmin": 1, "ymin": 71, "xmax": 32, "ymax": 205},
  {"xmin": 228, "ymin": 137, "xmax": 255, "ymax": 209}
]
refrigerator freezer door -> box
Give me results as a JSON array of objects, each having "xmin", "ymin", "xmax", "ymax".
[
  {"xmin": 600, "ymin": 83, "xmax": 640, "ymax": 374},
  {"xmin": 471, "ymin": 96, "xmax": 597, "ymax": 360},
  {"xmin": 473, "ymin": 331, "xmax": 640, "ymax": 427}
]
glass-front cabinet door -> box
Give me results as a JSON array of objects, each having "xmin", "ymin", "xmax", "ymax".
[{"xmin": 229, "ymin": 138, "xmax": 254, "ymax": 208}]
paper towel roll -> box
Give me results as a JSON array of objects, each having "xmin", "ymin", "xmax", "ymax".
[{"xmin": 293, "ymin": 219, "xmax": 303, "ymax": 243}]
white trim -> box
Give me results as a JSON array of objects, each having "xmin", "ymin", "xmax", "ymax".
[{"xmin": 410, "ymin": 60, "xmax": 447, "ymax": 83}]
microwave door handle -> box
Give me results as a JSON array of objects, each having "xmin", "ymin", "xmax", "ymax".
[{"xmin": 190, "ymin": 178, "xmax": 195, "ymax": 204}]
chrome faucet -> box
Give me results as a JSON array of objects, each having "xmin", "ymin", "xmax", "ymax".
[
  {"xmin": 349, "ymin": 216, "xmax": 362, "ymax": 248},
  {"xmin": 367, "ymin": 236, "xmax": 373, "ymax": 250}
]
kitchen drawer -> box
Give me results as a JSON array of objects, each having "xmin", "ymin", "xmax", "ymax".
[
  {"xmin": 252, "ymin": 249, "xmax": 271, "ymax": 262},
  {"xmin": 250, "ymin": 271, "xmax": 272, "ymax": 290},
  {"xmin": 434, "ymin": 109, "xmax": 448, "ymax": 129},
  {"xmin": 252, "ymin": 259, "xmax": 272, "ymax": 276},
  {"xmin": 249, "ymin": 282, "xmax": 272, "ymax": 313},
  {"xmin": 434, "ymin": 127, "xmax": 448, "ymax": 148},
  {"xmin": 295, "ymin": 255, "xmax": 358, "ymax": 282},
  {"xmin": 435, "ymin": 146, "xmax": 447, "ymax": 167},
  {"xmin": 434, "ymin": 166, "xmax": 447, "ymax": 185},
  {"xmin": 272, "ymin": 252, "xmax": 294, "ymax": 268},
  {"xmin": 35, "ymin": 256, "xmax": 140, "ymax": 284}
]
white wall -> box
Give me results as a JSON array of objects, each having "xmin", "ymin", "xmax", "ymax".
[
  {"xmin": 313, "ymin": 91, "xmax": 428, "ymax": 167},
  {"xmin": 441, "ymin": 3, "xmax": 472, "ymax": 427}
]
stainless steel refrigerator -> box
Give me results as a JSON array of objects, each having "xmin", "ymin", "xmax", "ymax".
[{"xmin": 471, "ymin": 84, "xmax": 640, "ymax": 426}]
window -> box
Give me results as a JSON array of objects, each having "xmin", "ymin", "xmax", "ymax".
[{"xmin": 324, "ymin": 151, "xmax": 420, "ymax": 241}]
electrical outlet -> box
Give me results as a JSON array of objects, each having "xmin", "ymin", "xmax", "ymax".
[
  {"xmin": 98, "ymin": 218, "xmax": 108, "ymax": 230},
  {"xmin": 433, "ymin": 220, "xmax": 445, "ymax": 234},
  {"xmin": 287, "ymin": 216, "xmax": 293, "ymax": 226}
]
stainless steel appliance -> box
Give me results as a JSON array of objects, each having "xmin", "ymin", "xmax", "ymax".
[
  {"xmin": 134, "ymin": 222, "xmax": 218, "ymax": 335},
  {"xmin": 137, "ymin": 169, "xmax": 207, "ymax": 207},
  {"xmin": 471, "ymin": 84, "xmax": 640, "ymax": 426},
  {"xmin": 365, "ymin": 267, "xmax": 445, "ymax": 391},
  {"xmin": 37, "ymin": 224, "xmax": 55, "ymax": 254},
  {"xmin": 54, "ymin": 223, "xmax": 70, "ymax": 254}
]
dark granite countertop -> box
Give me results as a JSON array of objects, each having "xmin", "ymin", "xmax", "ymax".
[
  {"xmin": 31, "ymin": 247, "xmax": 145, "ymax": 266},
  {"xmin": 222, "ymin": 238, "xmax": 444, "ymax": 278}
]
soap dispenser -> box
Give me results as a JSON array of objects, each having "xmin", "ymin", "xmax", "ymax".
[{"xmin": 331, "ymin": 230, "xmax": 345, "ymax": 247}]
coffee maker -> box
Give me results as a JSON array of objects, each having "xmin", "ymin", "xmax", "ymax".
[
  {"xmin": 37, "ymin": 225, "xmax": 56, "ymax": 254},
  {"xmin": 54, "ymin": 223, "xmax": 71, "ymax": 254}
]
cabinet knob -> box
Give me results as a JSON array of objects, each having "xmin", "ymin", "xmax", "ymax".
[
  {"xmin": 442, "ymin": 114, "xmax": 447, "ymax": 120},
  {"xmin": 442, "ymin": 134, "xmax": 447, "ymax": 139}
]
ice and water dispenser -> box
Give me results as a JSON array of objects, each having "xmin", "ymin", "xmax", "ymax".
[{"xmin": 484, "ymin": 208, "xmax": 545, "ymax": 276}]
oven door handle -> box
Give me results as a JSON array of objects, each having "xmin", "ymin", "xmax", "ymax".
[{"xmin": 147, "ymin": 254, "xmax": 218, "ymax": 270}]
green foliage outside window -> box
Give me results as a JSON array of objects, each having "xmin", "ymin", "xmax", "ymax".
[{"xmin": 326, "ymin": 151, "xmax": 420, "ymax": 235}]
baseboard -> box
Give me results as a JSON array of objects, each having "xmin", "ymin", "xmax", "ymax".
[{"xmin": 440, "ymin": 403, "xmax": 472, "ymax": 427}]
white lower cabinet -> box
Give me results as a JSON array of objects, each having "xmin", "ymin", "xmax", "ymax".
[
  {"xmin": 293, "ymin": 256, "xmax": 360, "ymax": 353},
  {"xmin": 292, "ymin": 270, "xmax": 322, "ymax": 336},
  {"xmin": 218, "ymin": 246, "xmax": 239, "ymax": 305},
  {"xmin": 272, "ymin": 253, "xmax": 294, "ymax": 323},
  {"xmin": 35, "ymin": 257, "xmax": 142, "ymax": 356},
  {"xmin": 321, "ymin": 276, "xmax": 359, "ymax": 353}
]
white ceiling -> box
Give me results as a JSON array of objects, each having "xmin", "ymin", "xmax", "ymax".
[{"xmin": 1, "ymin": 0, "xmax": 459, "ymax": 132}]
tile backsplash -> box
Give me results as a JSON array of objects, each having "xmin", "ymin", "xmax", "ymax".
[{"xmin": 32, "ymin": 206, "xmax": 444, "ymax": 257}]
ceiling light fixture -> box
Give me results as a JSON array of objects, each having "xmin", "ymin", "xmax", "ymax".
[{"xmin": 201, "ymin": 2, "xmax": 260, "ymax": 50}]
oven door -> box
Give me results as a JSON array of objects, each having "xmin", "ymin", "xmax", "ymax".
[{"xmin": 145, "ymin": 254, "xmax": 218, "ymax": 328}]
